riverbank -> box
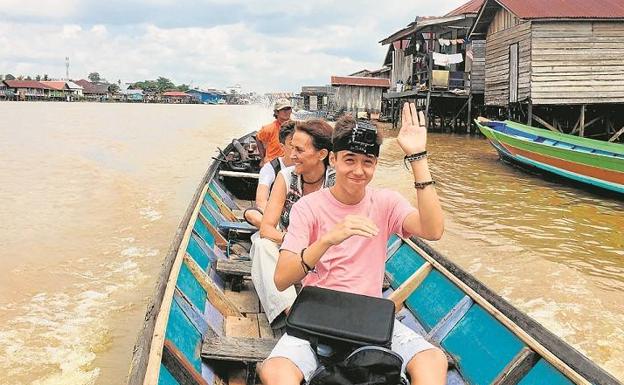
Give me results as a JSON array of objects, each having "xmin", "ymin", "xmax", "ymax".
[{"xmin": 0, "ymin": 103, "xmax": 622, "ymax": 384}]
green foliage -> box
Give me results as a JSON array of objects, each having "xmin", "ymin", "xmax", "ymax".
[
  {"xmin": 132, "ymin": 77, "xmax": 187, "ymax": 93},
  {"xmin": 156, "ymin": 76, "xmax": 175, "ymax": 92},
  {"xmin": 177, "ymin": 83, "xmax": 190, "ymax": 92},
  {"xmin": 35, "ymin": 74, "xmax": 41, "ymax": 81},
  {"xmin": 108, "ymin": 83, "xmax": 120, "ymax": 93},
  {"xmin": 88, "ymin": 72, "xmax": 101, "ymax": 82},
  {"xmin": 43, "ymin": 74, "xmax": 49, "ymax": 81}
]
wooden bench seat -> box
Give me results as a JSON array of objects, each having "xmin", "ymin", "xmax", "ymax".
[
  {"xmin": 217, "ymin": 259, "xmax": 252, "ymax": 277},
  {"xmin": 202, "ymin": 336, "xmax": 277, "ymax": 363}
]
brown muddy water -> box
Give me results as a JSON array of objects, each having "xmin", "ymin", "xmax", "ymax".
[{"xmin": 0, "ymin": 103, "xmax": 622, "ymax": 384}]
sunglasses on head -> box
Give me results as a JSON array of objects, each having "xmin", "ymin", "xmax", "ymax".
[{"xmin": 280, "ymin": 107, "xmax": 292, "ymax": 111}]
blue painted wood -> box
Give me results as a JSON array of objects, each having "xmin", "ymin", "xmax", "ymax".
[
  {"xmin": 173, "ymin": 291, "xmax": 210, "ymax": 337},
  {"xmin": 203, "ymin": 193, "xmax": 221, "ymax": 211},
  {"xmin": 396, "ymin": 306, "xmax": 428, "ymax": 337},
  {"xmin": 201, "ymin": 362, "xmax": 218, "ymax": 385},
  {"xmin": 386, "ymin": 236, "xmax": 403, "ymax": 259},
  {"xmin": 387, "ymin": 234, "xmax": 399, "ymax": 248},
  {"xmin": 192, "ymin": 233, "xmax": 219, "ymax": 265},
  {"xmin": 517, "ymin": 359, "xmax": 574, "ymax": 385},
  {"xmin": 193, "ymin": 218, "xmax": 216, "ymax": 248},
  {"xmin": 200, "ymin": 205, "xmax": 219, "ymax": 227},
  {"xmin": 427, "ymin": 296, "xmax": 473, "ymax": 343},
  {"xmin": 406, "ymin": 270, "xmax": 465, "ymax": 331},
  {"xmin": 186, "ymin": 234, "xmax": 211, "ymax": 270},
  {"xmin": 210, "ymin": 181, "xmax": 239, "ymax": 210},
  {"xmin": 177, "ymin": 264, "xmax": 207, "ymax": 310},
  {"xmin": 158, "ymin": 363, "xmax": 180, "ymax": 385},
  {"xmin": 446, "ymin": 369, "xmax": 467, "ymax": 385},
  {"xmin": 203, "ymin": 296, "xmax": 224, "ymax": 337},
  {"xmin": 208, "ymin": 267, "xmax": 225, "ymax": 290},
  {"xmin": 441, "ymin": 305, "xmax": 525, "ymax": 385},
  {"xmin": 165, "ymin": 300, "xmax": 203, "ymax": 372},
  {"xmin": 385, "ymin": 243, "xmax": 426, "ymax": 287}
]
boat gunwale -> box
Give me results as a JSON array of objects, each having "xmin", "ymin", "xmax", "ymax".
[
  {"xmin": 410, "ymin": 237, "xmax": 622, "ymax": 385},
  {"xmin": 128, "ymin": 129, "xmax": 622, "ymax": 385},
  {"xmin": 127, "ymin": 132, "xmax": 256, "ymax": 385},
  {"xmin": 482, "ymin": 119, "xmax": 624, "ymax": 156}
]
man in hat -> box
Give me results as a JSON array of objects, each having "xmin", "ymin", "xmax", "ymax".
[{"xmin": 258, "ymin": 98, "xmax": 292, "ymax": 164}]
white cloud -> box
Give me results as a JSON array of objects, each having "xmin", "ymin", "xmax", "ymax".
[
  {"xmin": 0, "ymin": 0, "xmax": 468, "ymax": 92},
  {"xmin": 0, "ymin": 0, "xmax": 80, "ymax": 19}
]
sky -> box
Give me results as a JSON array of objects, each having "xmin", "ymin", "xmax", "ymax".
[{"xmin": 0, "ymin": 0, "xmax": 468, "ymax": 93}]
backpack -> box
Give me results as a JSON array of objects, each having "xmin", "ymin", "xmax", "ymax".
[
  {"xmin": 308, "ymin": 346, "xmax": 406, "ymax": 385},
  {"xmin": 268, "ymin": 158, "xmax": 282, "ymax": 190}
]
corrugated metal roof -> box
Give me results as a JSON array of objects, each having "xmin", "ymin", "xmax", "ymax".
[
  {"xmin": 162, "ymin": 91, "xmax": 189, "ymax": 97},
  {"xmin": 331, "ymin": 76, "xmax": 390, "ymax": 88},
  {"xmin": 75, "ymin": 79, "xmax": 109, "ymax": 94},
  {"xmin": 498, "ymin": 0, "xmax": 624, "ymax": 19},
  {"xmin": 446, "ymin": 0, "xmax": 485, "ymax": 16},
  {"xmin": 4, "ymin": 80, "xmax": 52, "ymax": 89},
  {"xmin": 40, "ymin": 81, "xmax": 68, "ymax": 90}
]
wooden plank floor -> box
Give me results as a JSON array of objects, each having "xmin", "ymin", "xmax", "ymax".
[{"xmin": 203, "ymin": 276, "xmax": 278, "ymax": 385}]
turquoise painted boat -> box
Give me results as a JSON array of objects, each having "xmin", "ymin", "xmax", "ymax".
[
  {"xmin": 475, "ymin": 119, "xmax": 624, "ymax": 195},
  {"xmin": 127, "ymin": 133, "xmax": 621, "ymax": 385}
]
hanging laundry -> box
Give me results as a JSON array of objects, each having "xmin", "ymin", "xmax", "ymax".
[
  {"xmin": 433, "ymin": 52, "xmax": 464, "ymax": 66},
  {"xmin": 448, "ymin": 53, "xmax": 463, "ymax": 64},
  {"xmin": 438, "ymin": 38, "xmax": 451, "ymax": 46}
]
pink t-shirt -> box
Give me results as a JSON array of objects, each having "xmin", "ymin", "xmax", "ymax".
[{"xmin": 281, "ymin": 187, "xmax": 416, "ymax": 297}]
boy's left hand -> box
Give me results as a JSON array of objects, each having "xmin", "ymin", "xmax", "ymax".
[{"xmin": 398, "ymin": 102, "xmax": 427, "ymax": 155}]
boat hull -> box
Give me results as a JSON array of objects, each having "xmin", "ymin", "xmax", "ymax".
[
  {"xmin": 128, "ymin": 131, "xmax": 622, "ymax": 385},
  {"xmin": 477, "ymin": 120, "xmax": 624, "ymax": 194}
]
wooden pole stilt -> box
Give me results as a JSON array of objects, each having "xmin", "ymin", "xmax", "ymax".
[
  {"xmin": 579, "ymin": 104, "xmax": 586, "ymax": 137},
  {"xmin": 467, "ymin": 93, "xmax": 472, "ymax": 133},
  {"xmin": 527, "ymin": 101, "xmax": 533, "ymax": 126}
]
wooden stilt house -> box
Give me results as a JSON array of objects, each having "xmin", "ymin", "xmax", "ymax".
[
  {"xmin": 470, "ymin": 0, "xmax": 624, "ymax": 141},
  {"xmin": 379, "ymin": 0, "xmax": 486, "ymax": 133}
]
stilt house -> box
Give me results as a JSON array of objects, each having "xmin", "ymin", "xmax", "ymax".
[{"xmin": 470, "ymin": 0, "xmax": 624, "ymax": 139}]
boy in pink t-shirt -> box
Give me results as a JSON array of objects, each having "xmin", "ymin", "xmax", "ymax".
[{"xmin": 260, "ymin": 103, "xmax": 447, "ymax": 385}]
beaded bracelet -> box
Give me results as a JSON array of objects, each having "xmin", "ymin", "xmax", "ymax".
[
  {"xmin": 414, "ymin": 180, "xmax": 436, "ymax": 189},
  {"xmin": 403, "ymin": 151, "xmax": 427, "ymax": 169},
  {"xmin": 300, "ymin": 248, "xmax": 316, "ymax": 274}
]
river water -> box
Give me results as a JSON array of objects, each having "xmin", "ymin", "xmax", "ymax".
[{"xmin": 0, "ymin": 103, "xmax": 622, "ymax": 384}]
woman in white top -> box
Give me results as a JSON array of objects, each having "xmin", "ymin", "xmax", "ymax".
[
  {"xmin": 251, "ymin": 119, "xmax": 334, "ymax": 326},
  {"xmin": 244, "ymin": 121, "xmax": 296, "ymax": 227}
]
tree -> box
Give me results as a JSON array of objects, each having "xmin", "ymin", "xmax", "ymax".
[
  {"xmin": 35, "ymin": 74, "xmax": 41, "ymax": 81},
  {"xmin": 177, "ymin": 83, "xmax": 190, "ymax": 92},
  {"xmin": 43, "ymin": 74, "xmax": 49, "ymax": 81},
  {"xmin": 156, "ymin": 77, "xmax": 175, "ymax": 92},
  {"xmin": 25, "ymin": 75, "xmax": 32, "ymax": 80},
  {"xmin": 108, "ymin": 83, "xmax": 120, "ymax": 93},
  {"xmin": 88, "ymin": 72, "xmax": 102, "ymax": 82}
]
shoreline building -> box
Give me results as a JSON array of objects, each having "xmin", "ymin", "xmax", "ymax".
[
  {"xmin": 470, "ymin": 0, "xmax": 624, "ymax": 140},
  {"xmin": 379, "ymin": 0, "xmax": 485, "ymax": 132}
]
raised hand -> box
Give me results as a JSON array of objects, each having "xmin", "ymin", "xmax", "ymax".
[
  {"xmin": 322, "ymin": 215, "xmax": 379, "ymax": 246},
  {"xmin": 398, "ymin": 102, "xmax": 427, "ymax": 155}
]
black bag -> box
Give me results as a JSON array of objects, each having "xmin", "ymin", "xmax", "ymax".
[
  {"xmin": 286, "ymin": 286, "xmax": 396, "ymax": 359},
  {"xmin": 308, "ymin": 346, "xmax": 406, "ymax": 385}
]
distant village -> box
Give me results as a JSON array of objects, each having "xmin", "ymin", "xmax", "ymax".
[
  {"xmin": 0, "ymin": 73, "xmax": 261, "ymax": 105},
  {"xmin": 2, "ymin": 0, "xmax": 623, "ymax": 141}
]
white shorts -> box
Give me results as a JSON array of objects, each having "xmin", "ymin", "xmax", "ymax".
[{"xmin": 266, "ymin": 319, "xmax": 435, "ymax": 382}]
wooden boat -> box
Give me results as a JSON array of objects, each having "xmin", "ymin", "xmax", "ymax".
[
  {"xmin": 127, "ymin": 132, "xmax": 622, "ymax": 385},
  {"xmin": 475, "ymin": 118, "xmax": 624, "ymax": 195}
]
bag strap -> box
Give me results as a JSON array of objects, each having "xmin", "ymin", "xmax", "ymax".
[{"xmin": 269, "ymin": 158, "xmax": 281, "ymax": 175}]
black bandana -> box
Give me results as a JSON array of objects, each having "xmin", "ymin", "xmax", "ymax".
[{"xmin": 332, "ymin": 121, "xmax": 380, "ymax": 157}]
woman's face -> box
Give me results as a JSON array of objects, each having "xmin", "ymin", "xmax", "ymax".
[{"xmin": 289, "ymin": 130, "xmax": 325, "ymax": 175}]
